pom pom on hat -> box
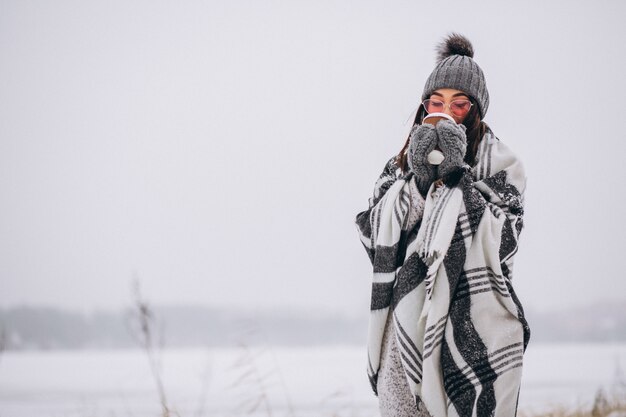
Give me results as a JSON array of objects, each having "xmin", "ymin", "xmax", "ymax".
[{"xmin": 435, "ymin": 32, "xmax": 474, "ymax": 63}]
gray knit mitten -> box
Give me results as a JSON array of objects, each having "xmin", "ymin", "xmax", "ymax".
[
  {"xmin": 435, "ymin": 119, "xmax": 468, "ymax": 180},
  {"xmin": 407, "ymin": 124, "xmax": 438, "ymax": 196}
]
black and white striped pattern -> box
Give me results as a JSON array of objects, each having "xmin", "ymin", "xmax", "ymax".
[{"xmin": 355, "ymin": 126, "xmax": 530, "ymax": 417}]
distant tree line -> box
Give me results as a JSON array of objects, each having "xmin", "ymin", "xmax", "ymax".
[
  {"xmin": 0, "ymin": 300, "xmax": 624, "ymax": 350},
  {"xmin": 0, "ymin": 305, "xmax": 368, "ymax": 350}
]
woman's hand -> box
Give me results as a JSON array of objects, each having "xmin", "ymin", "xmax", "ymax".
[
  {"xmin": 408, "ymin": 124, "xmax": 438, "ymax": 195},
  {"xmin": 435, "ymin": 120, "xmax": 468, "ymax": 180}
]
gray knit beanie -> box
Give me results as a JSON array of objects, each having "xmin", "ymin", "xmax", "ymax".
[{"xmin": 421, "ymin": 33, "xmax": 489, "ymax": 119}]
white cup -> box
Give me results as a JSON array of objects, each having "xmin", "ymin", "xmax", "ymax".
[
  {"xmin": 422, "ymin": 112, "xmax": 456, "ymax": 125},
  {"xmin": 422, "ymin": 113, "xmax": 455, "ymax": 165}
]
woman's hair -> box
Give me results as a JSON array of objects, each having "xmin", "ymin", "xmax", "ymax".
[{"xmin": 396, "ymin": 95, "xmax": 486, "ymax": 174}]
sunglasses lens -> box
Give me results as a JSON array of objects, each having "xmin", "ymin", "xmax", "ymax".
[
  {"xmin": 450, "ymin": 100, "xmax": 471, "ymax": 116},
  {"xmin": 423, "ymin": 99, "xmax": 444, "ymax": 114}
]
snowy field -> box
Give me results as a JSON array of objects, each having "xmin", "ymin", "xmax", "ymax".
[{"xmin": 0, "ymin": 343, "xmax": 625, "ymax": 417}]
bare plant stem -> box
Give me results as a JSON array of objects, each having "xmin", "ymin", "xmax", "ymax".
[
  {"xmin": 244, "ymin": 343, "xmax": 273, "ymax": 417},
  {"xmin": 131, "ymin": 278, "xmax": 171, "ymax": 417},
  {"xmin": 193, "ymin": 348, "xmax": 213, "ymax": 417},
  {"xmin": 267, "ymin": 338, "xmax": 295, "ymax": 417}
]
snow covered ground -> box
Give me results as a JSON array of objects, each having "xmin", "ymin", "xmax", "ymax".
[{"xmin": 0, "ymin": 343, "xmax": 624, "ymax": 417}]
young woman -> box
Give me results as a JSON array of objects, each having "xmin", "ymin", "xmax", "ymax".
[{"xmin": 355, "ymin": 33, "xmax": 530, "ymax": 417}]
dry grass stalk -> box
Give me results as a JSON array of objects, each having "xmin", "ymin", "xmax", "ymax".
[
  {"xmin": 192, "ymin": 348, "xmax": 213, "ymax": 417},
  {"xmin": 129, "ymin": 278, "xmax": 173, "ymax": 417},
  {"xmin": 230, "ymin": 341, "xmax": 275, "ymax": 417},
  {"xmin": 228, "ymin": 319, "xmax": 298, "ymax": 417},
  {"xmin": 519, "ymin": 389, "xmax": 626, "ymax": 417}
]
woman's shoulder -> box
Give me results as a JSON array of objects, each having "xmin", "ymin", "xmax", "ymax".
[
  {"xmin": 474, "ymin": 124, "xmax": 526, "ymax": 193},
  {"xmin": 480, "ymin": 124, "xmax": 522, "ymax": 155}
]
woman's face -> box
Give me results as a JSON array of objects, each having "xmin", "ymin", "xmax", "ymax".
[{"xmin": 424, "ymin": 88, "xmax": 472, "ymax": 124}]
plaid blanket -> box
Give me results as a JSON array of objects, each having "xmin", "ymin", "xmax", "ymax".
[{"xmin": 355, "ymin": 126, "xmax": 530, "ymax": 417}]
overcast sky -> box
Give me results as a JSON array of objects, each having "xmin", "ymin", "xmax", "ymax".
[{"xmin": 1, "ymin": 0, "xmax": 625, "ymax": 316}]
